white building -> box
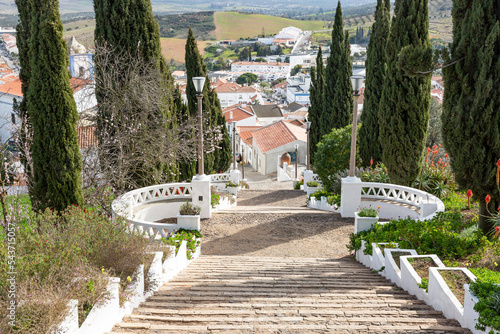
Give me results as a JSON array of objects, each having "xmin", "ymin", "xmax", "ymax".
[
  {"xmin": 251, "ymin": 120, "xmax": 307, "ymax": 175},
  {"xmin": 222, "ymin": 103, "xmax": 257, "ymax": 127},
  {"xmin": 68, "ymin": 37, "xmax": 93, "ymax": 80},
  {"xmin": 275, "ymin": 26, "xmax": 302, "ymax": 40},
  {"xmin": 214, "ymin": 82, "xmax": 264, "ymax": 108},
  {"xmin": 286, "ymin": 74, "xmax": 311, "ymax": 105},
  {"xmin": 230, "ymin": 61, "xmax": 291, "ymax": 77},
  {"xmin": 0, "ymin": 78, "xmax": 97, "ymax": 143}
]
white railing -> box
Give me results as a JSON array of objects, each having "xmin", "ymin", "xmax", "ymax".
[
  {"xmin": 112, "ymin": 183, "xmax": 194, "ymax": 241},
  {"xmin": 341, "ymin": 180, "xmax": 445, "ymax": 221},
  {"xmin": 312, "ymin": 174, "xmax": 322, "ymax": 184},
  {"xmin": 209, "ymin": 173, "xmax": 230, "ymax": 183}
]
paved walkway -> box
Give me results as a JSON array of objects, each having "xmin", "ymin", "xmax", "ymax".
[{"xmin": 109, "ymin": 171, "xmax": 470, "ymax": 333}]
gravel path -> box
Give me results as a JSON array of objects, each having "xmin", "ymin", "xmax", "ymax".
[{"xmin": 201, "ymin": 189, "xmax": 354, "ymax": 259}]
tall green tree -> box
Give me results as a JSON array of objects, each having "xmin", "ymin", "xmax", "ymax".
[
  {"xmin": 94, "ymin": 0, "xmax": 178, "ymax": 187},
  {"xmin": 185, "ymin": 28, "xmax": 231, "ymax": 174},
  {"xmin": 378, "ymin": 0, "xmax": 432, "ymax": 186},
  {"xmin": 308, "ymin": 46, "xmax": 325, "ymax": 165},
  {"xmin": 14, "ymin": 0, "xmax": 34, "ymax": 194},
  {"xmin": 358, "ymin": 0, "xmax": 390, "ymax": 166},
  {"xmin": 442, "ymin": 0, "xmax": 499, "ymax": 233},
  {"xmin": 23, "ymin": 0, "xmax": 83, "ymax": 211},
  {"xmin": 324, "ymin": 1, "xmax": 353, "ymax": 133}
]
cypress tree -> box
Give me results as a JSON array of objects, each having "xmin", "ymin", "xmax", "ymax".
[
  {"xmin": 94, "ymin": 0, "xmax": 178, "ymax": 186},
  {"xmin": 358, "ymin": 0, "xmax": 390, "ymax": 166},
  {"xmin": 175, "ymin": 86, "xmax": 196, "ymax": 181},
  {"xmin": 308, "ymin": 46, "xmax": 325, "ymax": 165},
  {"xmin": 14, "ymin": 0, "xmax": 34, "ymax": 193},
  {"xmin": 442, "ymin": 0, "xmax": 499, "ymax": 233},
  {"xmin": 185, "ymin": 28, "xmax": 231, "ymax": 174},
  {"xmin": 25, "ymin": 0, "xmax": 83, "ymax": 211},
  {"xmin": 324, "ymin": 1, "xmax": 353, "ymax": 133},
  {"xmin": 378, "ymin": 0, "xmax": 432, "ymax": 186}
]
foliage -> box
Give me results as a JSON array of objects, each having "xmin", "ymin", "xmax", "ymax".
[
  {"xmin": 0, "ymin": 204, "xmax": 150, "ymax": 332},
  {"xmin": 18, "ymin": 0, "xmax": 83, "ymax": 212},
  {"xmin": 156, "ymin": 11, "xmax": 215, "ymax": 39},
  {"xmin": 236, "ymin": 72, "xmax": 258, "ymax": 85},
  {"xmin": 413, "ymin": 146, "xmax": 455, "ymax": 198},
  {"xmin": 307, "ymin": 181, "xmax": 319, "ymax": 187},
  {"xmin": 314, "ymin": 124, "xmax": 361, "ymax": 193},
  {"xmin": 290, "ymin": 64, "xmax": 303, "ymax": 76},
  {"xmin": 327, "ymin": 194, "xmax": 341, "ymax": 207},
  {"xmin": 360, "ymin": 163, "xmax": 391, "ymax": 183},
  {"xmin": 308, "ymin": 188, "xmax": 328, "ymax": 200},
  {"xmin": 211, "ymin": 192, "xmax": 221, "ymax": 207},
  {"xmin": 294, "ymin": 180, "xmax": 303, "ymax": 190},
  {"xmin": 359, "ymin": 0, "xmax": 390, "ymax": 166},
  {"xmin": 358, "ymin": 207, "xmax": 379, "ymax": 217},
  {"xmin": 470, "ymin": 268, "xmax": 500, "ymax": 284},
  {"xmin": 308, "ymin": 47, "xmax": 325, "ymax": 165},
  {"xmin": 163, "ymin": 228, "xmax": 202, "ymax": 260},
  {"xmin": 240, "ymin": 181, "xmax": 250, "ymax": 189},
  {"xmin": 418, "ymin": 277, "xmax": 429, "ymax": 292},
  {"xmin": 179, "ymin": 201, "xmax": 201, "ymax": 215},
  {"xmin": 347, "ymin": 212, "xmax": 485, "ymax": 261},
  {"xmin": 441, "ymin": 0, "xmax": 500, "ymax": 234},
  {"xmin": 185, "ymin": 28, "xmax": 232, "ymax": 175},
  {"xmin": 469, "ymin": 281, "xmax": 500, "ymax": 332},
  {"xmin": 426, "ymin": 98, "xmax": 443, "ymax": 148},
  {"xmin": 225, "ymin": 180, "xmax": 239, "ymax": 188},
  {"xmin": 378, "ymin": 0, "xmax": 432, "ymax": 186},
  {"xmin": 324, "ymin": 1, "xmax": 353, "ymax": 131}
]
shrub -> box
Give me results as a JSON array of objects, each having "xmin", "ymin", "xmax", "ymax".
[
  {"xmin": 314, "ymin": 124, "xmax": 361, "ymax": 193},
  {"xmin": 470, "ymin": 280, "xmax": 500, "ymax": 332},
  {"xmin": 360, "ymin": 163, "xmax": 391, "ymax": 183},
  {"xmin": 294, "ymin": 180, "xmax": 303, "ymax": 190},
  {"xmin": 163, "ymin": 228, "xmax": 202, "ymax": 260},
  {"xmin": 358, "ymin": 207, "xmax": 379, "ymax": 217},
  {"xmin": 347, "ymin": 211, "xmax": 485, "ymax": 260},
  {"xmin": 211, "ymin": 192, "xmax": 221, "ymax": 207},
  {"xmin": 413, "ymin": 146, "xmax": 455, "ymax": 199},
  {"xmin": 307, "ymin": 181, "xmax": 319, "ymax": 187},
  {"xmin": 308, "ymin": 189, "xmax": 329, "ymax": 200},
  {"xmin": 240, "ymin": 181, "xmax": 250, "ymax": 189},
  {"xmin": 327, "ymin": 194, "xmax": 341, "ymax": 207},
  {"xmin": 225, "ymin": 180, "xmax": 239, "ymax": 188},
  {"xmin": 179, "ymin": 202, "xmax": 201, "ymax": 215}
]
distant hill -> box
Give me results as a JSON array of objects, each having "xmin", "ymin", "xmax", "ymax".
[{"xmin": 156, "ymin": 11, "xmax": 216, "ymax": 40}]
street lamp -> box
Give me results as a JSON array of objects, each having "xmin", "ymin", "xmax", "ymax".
[
  {"xmin": 348, "ymin": 75, "xmax": 364, "ymax": 178},
  {"xmin": 232, "ymin": 121, "xmax": 237, "ymax": 171},
  {"xmin": 294, "ymin": 144, "xmax": 299, "ymax": 180},
  {"xmin": 305, "ymin": 121, "xmax": 311, "ymax": 170},
  {"xmin": 193, "ymin": 76, "xmax": 206, "ymax": 176}
]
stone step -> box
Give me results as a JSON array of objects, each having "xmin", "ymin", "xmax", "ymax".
[{"xmin": 107, "ymin": 255, "xmax": 469, "ymax": 333}]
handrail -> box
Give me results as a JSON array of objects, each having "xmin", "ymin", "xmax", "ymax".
[{"xmin": 209, "ymin": 173, "xmax": 230, "ymax": 183}]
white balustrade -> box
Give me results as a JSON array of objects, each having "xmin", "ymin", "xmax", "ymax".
[{"xmin": 209, "ymin": 173, "xmax": 230, "ymax": 183}]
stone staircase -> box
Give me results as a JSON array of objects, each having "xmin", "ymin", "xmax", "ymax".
[{"xmin": 109, "ymin": 256, "xmax": 469, "ymax": 333}]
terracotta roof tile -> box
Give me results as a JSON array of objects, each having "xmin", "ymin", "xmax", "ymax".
[
  {"xmin": 253, "ymin": 120, "xmax": 306, "ymax": 153},
  {"xmin": 222, "ymin": 105, "xmax": 254, "ymax": 122},
  {"xmin": 237, "ymin": 126, "xmax": 262, "ymax": 146},
  {"xmin": 0, "ymin": 77, "xmax": 90, "ymax": 97}
]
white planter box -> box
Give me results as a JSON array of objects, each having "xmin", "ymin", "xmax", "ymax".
[
  {"xmin": 226, "ymin": 186, "xmax": 239, "ymax": 196},
  {"xmin": 428, "ymin": 267, "xmax": 476, "ymax": 327},
  {"xmin": 371, "ymin": 242, "xmax": 398, "ymax": 272},
  {"xmin": 306, "ymin": 186, "xmax": 318, "ymax": 197},
  {"xmin": 307, "ymin": 196, "xmax": 320, "ymax": 209},
  {"xmin": 354, "ymin": 212, "xmax": 379, "ymax": 233},
  {"xmin": 400, "ymin": 254, "xmax": 445, "ymax": 302},
  {"xmin": 355, "ymin": 240, "xmax": 373, "ymax": 269},
  {"xmin": 176, "ymin": 214, "xmax": 200, "ymax": 230},
  {"xmin": 212, "ymin": 195, "xmax": 236, "ymax": 211},
  {"xmin": 384, "ymin": 248, "xmax": 418, "ymax": 286}
]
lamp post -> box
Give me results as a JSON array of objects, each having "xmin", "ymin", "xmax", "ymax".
[
  {"xmin": 193, "ymin": 76, "xmax": 206, "ymax": 177},
  {"xmin": 241, "ymin": 145, "xmax": 246, "ymax": 181},
  {"xmin": 305, "ymin": 121, "xmax": 311, "ymax": 170},
  {"xmin": 294, "ymin": 144, "xmax": 299, "ymax": 180},
  {"xmin": 349, "ymin": 75, "xmax": 364, "ymax": 178},
  {"xmin": 232, "ymin": 121, "xmax": 237, "ymax": 171}
]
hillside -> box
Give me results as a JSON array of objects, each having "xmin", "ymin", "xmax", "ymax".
[
  {"xmin": 160, "ymin": 38, "xmax": 210, "ymax": 63},
  {"xmin": 156, "ymin": 11, "xmax": 216, "ymax": 40},
  {"xmin": 214, "ymin": 12, "xmax": 326, "ymax": 40}
]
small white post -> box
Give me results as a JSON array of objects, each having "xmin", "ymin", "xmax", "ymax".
[
  {"xmin": 340, "ymin": 177, "xmax": 362, "ymax": 218},
  {"xmin": 303, "ymin": 169, "xmax": 314, "ymax": 193},
  {"xmin": 191, "ymin": 175, "xmax": 211, "ymax": 219}
]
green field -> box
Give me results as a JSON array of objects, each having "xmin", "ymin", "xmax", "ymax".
[
  {"xmin": 62, "ymin": 19, "xmax": 96, "ymax": 47},
  {"xmin": 214, "ymin": 12, "xmax": 327, "ymax": 40}
]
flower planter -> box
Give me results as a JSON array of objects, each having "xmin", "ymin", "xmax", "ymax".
[
  {"xmin": 226, "ymin": 186, "xmax": 239, "ymax": 196},
  {"xmin": 176, "ymin": 213, "xmax": 200, "ymax": 230},
  {"xmin": 428, "ymin": 267, "xmax": 476, "ymax": 326},
  {"xmin": 307, "ymin": 196, "xmax": 319, "ymax": 209},
  {"xmin": 212, "ymin": 195, "xmax": 236, "ymax": 211},
  {"xmin": 371, "ymin": 242, "xmax": 399, "ymax": 272},
  {"xmin": 384, "ymin": 248, "xmax": 418, "ymax": 286},
  {"xmin": 306, "ymin": 186, "xmax": 318, "ymax": 197},
  {"xmin": 354, "ymin": 212, "xmax": 379, "ymax": 233},
  {"xmin": 400, "ymin": 254, "xmax": 445, "ymax": 302}
]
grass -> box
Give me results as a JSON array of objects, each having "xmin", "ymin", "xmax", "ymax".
[
  {"xmin": 62, "ymin": 19, "xmax": 96, "ymax": 48},
  {"xmin": 213, "ymin": 12, "xmax": 326, "ymax": 40},
  {"xmin": 160, "ymin": 38, "xmax": 210, "ymax": 63}
]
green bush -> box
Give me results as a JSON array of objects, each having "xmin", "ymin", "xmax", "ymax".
[
  {"xmin": 308, "ymin": 189, "xmax": 329, "ymax": 200},
  {"xmin": 360, "ymin": 163, "xmax": 391, "ymax": 183},
  {"xmin": 294, "ymin": 180, "xmax": 303, "ymax": 190},
  {"xmin": 347, "ymin": 211, "xmax": 485, "ymax": 260},
  {"xmin": 358, "ymin": 207, "xmax": 379, "ymax": 217},
  {"xmin": 470, "ymin": 280, "xmax": 500, "ymax": 332},
  {"xmin": 307, "ymin": 181, "xmax": 319, "ymax": 187},
  {"xmin": 314, "ymin": 124, "xmax": 361, "ymax": 193},
  {"xmin": 163, "ymin": 229, "xmax": 202, "ymax": 260},
  {"xmin": 179, "ymin": 201, "xmax": 201, "ymax": 215}
]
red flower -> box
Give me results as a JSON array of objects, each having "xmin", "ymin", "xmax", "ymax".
[
  {"xmin": 445, "ymin": 153, "xmax": 448, "ymax": 159},
  {"xmin": 496, "ymin": 226, "xmax": 500, "ymax": 232},
  {"xmin": 467, "ymin": 189, "xmax": 473, "ymax": 198},
  {"xmin": 370, "ymin": 157, "xmax": 373, "ymax": 167},
  {"xmin": 486, "ymin": 194, "xmax": 491, "ymax": 204},
  {"xmin": 427, "ymin": 147, "xmax": 431, "ymax": 153},
  {"xmin": 433, "ymin": 144, "xmax": 437, "ymax": 149},
  {"xmin": 497, "ymin": 159, "xmax": 500, "ymax": 167}
]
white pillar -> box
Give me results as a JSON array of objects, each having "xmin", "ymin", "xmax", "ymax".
[
  {"xmin": 340, "ymin": 177, "xmax": 362, "ymax": 218},
  {"xmin": 229, "ymin": 169, "xmax": 241, "ymax": 184},
  {"xmin": 191, "ymin": 175, "xmax": 211, "ymax": 219},
  {"xmin": 303, "ymin": 169, "xmax": 314, "ymax": 193}
]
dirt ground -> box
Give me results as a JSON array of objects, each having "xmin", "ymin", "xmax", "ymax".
[{"xmin": 200, "ymin": 189, "xmax": 355, "ymax": 259}]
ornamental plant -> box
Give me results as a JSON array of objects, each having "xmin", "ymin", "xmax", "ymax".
[
  {"xmin": 307, "ymin": 181, "xmax": 319, "ymax": 187},
  {"xmin": 179, "ymin": 201, "xmax": 201, "ymax": 215},
  {"xmin": 294, "ymin": 180, "xmax": 303, "ymax": 190},
  {"xmin": 163, "ymin": 228, "xmax": 202, "ymax": 260},
  {"xmin": 358, "ymin": 206, "xmax": 380, "ymax": 218},
  {"xmin": 225, "ymin": 180, "xmax": 239, "ymax": 188}
]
